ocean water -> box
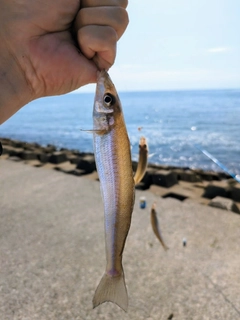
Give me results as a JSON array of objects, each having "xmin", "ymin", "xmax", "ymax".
[{"xmin": 1, "ymin": 89, "xmax": 240, "ymax": 175}]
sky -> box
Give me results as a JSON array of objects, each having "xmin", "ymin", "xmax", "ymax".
[{"xmin": 78, "ymin": 0, "xmax": 240, "ymax": 92}]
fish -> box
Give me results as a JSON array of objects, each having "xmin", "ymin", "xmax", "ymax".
[
  {"xmin": 134, "ymin": 136, "xmax": 148, "ymax": 185},
  {"xmin": 150, "ymin": 203, "xmax": 168, "ymax": 251},
  {"xmin": 92, "ymin": 70, "xmax": 135, "ymax": 311}
]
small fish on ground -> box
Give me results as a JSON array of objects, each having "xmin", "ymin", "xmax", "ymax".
[{"xmin": 150, "ymin": 203, "xmax": 169, "ymax": 251}]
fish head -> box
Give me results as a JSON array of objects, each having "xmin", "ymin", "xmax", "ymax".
[
  {"xmin": 93, "ymin": 70, "xmax": 121, "ymax": 133},
  {"xmin": 151, "ymin": 202, "xmax": 157, "ymax": 214},
  {"xmin": 139, "ymin": 137, "xmax": 148, "ymax": 153}
]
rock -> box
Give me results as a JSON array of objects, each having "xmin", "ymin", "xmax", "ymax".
[
  {"xmin": 193, "ymin": 169, "xmax": 221, "ymax": 181},
  {"xmin": 135, "ymin": 170, "xmax": 155, "ymax": 190},
  {"xmin": 76, "ymin": 155, "xmax": 96, "ymax": 173},
  {"xmin": 80, "ymin": 152, "xmax": 94, "ymax": 157},
  {"xmin": 209, "ymin": 196, "xmax": 240, "ymax": 214},
  {"xmin": 67, "ymin": 155, "xmax": 80, "ymax": 164},
  {"xmin": 230, "ymin": 184, "xmax": 240, "ymax": 202},
  {"xmin": 59, "ymin": 147, "xmax": 70, "ymax": 152},
  {"xmin": 203, "ymin": 181, "xmax": 229, "ymax": 199},
  {"xmin": 69, "ymin": 148, "xmax": 80, "ymax": 154},
  {"xmin": 148, "ymin": 164, "xmax": 183, "ymax": 171},
  {"xmin": 10, "ymin": 140, "xmax": 26, "ymax": 148},
  {"xmin": 1, "ymin": 146, "xmax": 13, "ymax": 155},
  {"xmin": 54, "ymin": 162, "xmax": 76, "ymax": 174},
  {"xmin": 193, "ymin": 181, "xmax": 209, "ymax": 189},
  {"xmin": 218, "ymin": 172, "xmax": 232, "ymax": 180},
  {"xmin": 48, "ymin": 152, "xmax": 68, "ymax": 164},
  {"xmin": 72, "ymin": 150, "xmax": 82, "ymax": 156},
  {"xmin": 135, "ymin": 182, "xmax": 147, "ymax": 190},
  {"xmin": 209, "ymin": 172, "xmax": 223, "ymax": 181},
  {"xmin": 5, "ymin": 147, "xmax": 24, "ymax": 158},
  {"xmin": 37, "ymin": 153, "xmax": 49, "ymax": 163},
  {"xmin": 44, "ymin": 145, "xmax": 57, "ymax": 153},
  {"xmin": 227, "ymin": 179, "xmax": 238, "ymax": 187},
  {"xmin": 152, "ymin": 170, "xmax": 178, "ymax": 188},
  {"xmin": 132, "ymin": 161, "xmax": 138, "ymax": 172},
  {"xmin": 23, "ymin": 142, "xmax": 41, "ymax": 150},
  {"xmin": 135, "ymin": 170, "xmax": 155, "ymax": 189},
  {"xmin": 19, "ymin": 151, "xmax": 38, "ymax": 161},
  {"xmin": 172, "ymin": 169, "xmax": 201, "ymax": 183},
  {"xmin": 148, "ymin": 163, "xmax": 170, "ymax": 170},
  {"xmin": 0, "ymin": 138, "xmax": 11, "ymax": 146},
  {"xmin": 201, "ymin": 173, "xmax": 215, "ymax": 181},
  {"xmin": 150, "ymin": 180, "xmax": 205, "ymax": 203}
]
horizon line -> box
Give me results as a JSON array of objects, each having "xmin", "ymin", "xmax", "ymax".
[{"xmin": 72, "ymin": 86, "xmax": 240, "ymax": 94}]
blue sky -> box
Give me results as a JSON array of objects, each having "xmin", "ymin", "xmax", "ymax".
[{"xmin": 78, "ymin": 0, "xmax": 240, "ymax": 92}]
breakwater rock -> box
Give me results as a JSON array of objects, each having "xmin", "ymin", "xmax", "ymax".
[{"xmin": 1, "ymin": 137, "xmax": 239, "ymax": 213}]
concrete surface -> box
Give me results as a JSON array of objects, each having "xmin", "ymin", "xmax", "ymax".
[{"xmin": 1, "ymin": 159, "xmax": 240, "ymax": 320}]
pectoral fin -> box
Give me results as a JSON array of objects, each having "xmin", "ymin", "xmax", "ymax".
[{"xmin": 80, "ymin": 129, "xmax": 108, "ymax": 135}]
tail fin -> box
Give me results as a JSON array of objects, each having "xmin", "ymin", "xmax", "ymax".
[{"xmin": 92, "ymin": 272, "xmax": 128, "ymax": 312}]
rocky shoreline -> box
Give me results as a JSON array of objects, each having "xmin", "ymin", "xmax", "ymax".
[{"xmin": 1, "ymin": 137, "xmax": 240, "ymax": 213}]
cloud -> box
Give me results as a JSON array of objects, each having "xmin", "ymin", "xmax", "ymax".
[{"xmin": 207, "ymin": 47, "xmax": 232, "ymax": 53}]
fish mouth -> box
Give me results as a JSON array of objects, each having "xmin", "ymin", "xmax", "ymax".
[
  {"xmin": 95, "ymin": 71, "xmax": 106, "ymax": 104},
  {"xmin": 97, "ymin": 70, "xmax": 114, "ymax": 90},
  {"xmin": 97, "ymin": 70, "xmax": 108, "ymax": 81}
]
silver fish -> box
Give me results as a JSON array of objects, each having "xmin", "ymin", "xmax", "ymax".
[{"xmin": 92, "ymin": 70, "xmax": 135, "ymax": 311}]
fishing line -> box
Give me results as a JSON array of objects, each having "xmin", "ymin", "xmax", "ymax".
[{"xmin": 194, "ymin": 144, "xmax": 240, "ymax": 183}]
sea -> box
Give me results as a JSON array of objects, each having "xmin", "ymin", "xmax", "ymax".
[{"xmin": 1, "ymin": 89, "xmax": 240, "ymax": 175}]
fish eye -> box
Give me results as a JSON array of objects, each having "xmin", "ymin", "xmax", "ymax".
[{"xmin": 103, "ymin": 93, "xmax": 115, "ymax": 107}]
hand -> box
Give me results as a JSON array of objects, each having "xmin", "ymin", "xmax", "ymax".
[
  {"xmin": 0, "ymin": 0, "xmax": 128, "ymax": 124},
  {"xmin": 76, "ymin": 0, "xmax": 128, "ymax": 71}
]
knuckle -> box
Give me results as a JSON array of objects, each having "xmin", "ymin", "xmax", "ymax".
[
  {"xmin": 76, "ymin": 8, "xmax": 88, "ymax": 26},
  {"xmin": 115, "ymin": 7, "xmax": 129, "ymax": 28},
  {"xmin": 106, "ymin": 27, "xmax": 118, "ymax": 44}
]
